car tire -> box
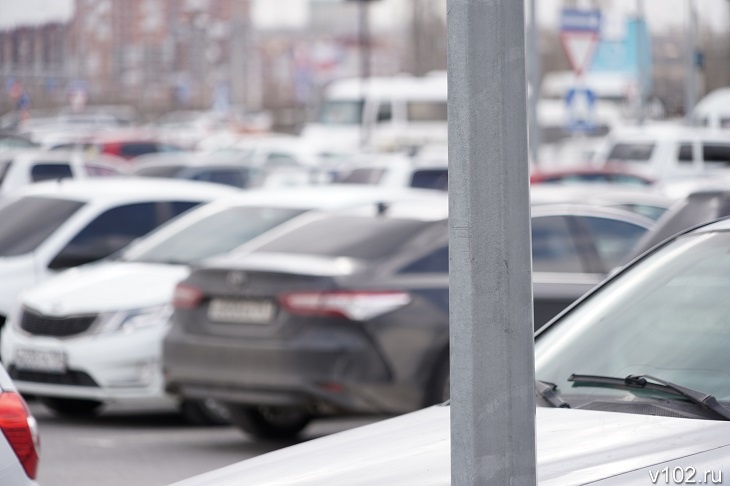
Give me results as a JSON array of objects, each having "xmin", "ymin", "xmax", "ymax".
[
  {"xmin": 426, "ymin": 353, "xmax": 450, "ymax": 406},
  {"xmin": 227, "ymin": 405, "xmax": 312, "ymax": 440},
  {"xmin": 39, "ymin": 397, "xmax": 103, "ymax": 417},
  {"xmin": 179, "ymin": 399, "xmax": 231, "ymax": 426}
]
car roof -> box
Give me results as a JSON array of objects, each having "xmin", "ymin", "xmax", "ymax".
[
  {"xmin": 530, "ymin": 184, "xmax": 673, "ymax": 207},
  {"xmin": 12, "ymin": 177, "xmax": 238, "ymax": 203},
  {"xmin": 607, "ymin": 124, "xmax": 730, "ymax": 142}
]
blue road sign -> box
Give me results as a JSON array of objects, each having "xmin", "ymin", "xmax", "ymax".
[
  {"xmin": 560, "ymin": 8, "xmax": 602, "ymax": 33},
  {"xmin": 565, "ymin": 86, "xmax": 597, "ymax": 134}
]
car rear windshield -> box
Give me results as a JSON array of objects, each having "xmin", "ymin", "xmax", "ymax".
[
  {"xmin": 410, "ymin": 169, "xmax": 448, "ymax": 190},
  {"xmin": 123, "ymin": 206, "xmax": 306, "ymax": 264},
  {"xmin": 133, "ymin": 165, "xmax": 185, "ymax": 178},
  {"xmin": 0, "ymin": 196, "xmax": 84, "ymax": 256},
  {"xmin": 606, "ymin": 143, "xmax": 655, "ymax": 162},
  {"xmin": 255, "ymin": 216, "xmax": 435, "ymax": 260}
]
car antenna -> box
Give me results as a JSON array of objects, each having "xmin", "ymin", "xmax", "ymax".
[{"xmin": 376, "ymin": 201, "xmax": 389, "ymax": 216}]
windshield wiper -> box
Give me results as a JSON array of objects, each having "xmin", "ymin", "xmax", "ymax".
[
  {"xmin": 568, "ymin": 373, "xmax": 730, "ymax": 421},
  {"xmin": 536, "ymin": 380, "xmax": 570, "ymax": 409}
]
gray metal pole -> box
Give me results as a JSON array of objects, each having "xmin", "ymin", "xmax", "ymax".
[
  {"xmin": 527, "ymin": 0, "xmax": 541, "ymax": 166},
  {"xmin": 685, "ymin": 0, "xmax": 698, "ymax": 118},
  {"xmin": 358, "ymin": 0, "xmax": 371, "ymax": 148},
  {"xmin": 636, "ymin": 0, "xmax": 647, "ymax": 125},
  {"xmin": 448, "ymin": 0, "xmax": 536, "ymax": 484}
]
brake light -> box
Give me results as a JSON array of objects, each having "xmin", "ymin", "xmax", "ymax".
[
  {"xmin": 279, "ymin": 291, "xmax": 411, "ymax": 321},
  {"xmin": 0, "ymin": 392, "xmax": 39, "ymax": 479},
  {"xmin": 173, "ymin": 283, "xmax": 203, "ymax": 309}
]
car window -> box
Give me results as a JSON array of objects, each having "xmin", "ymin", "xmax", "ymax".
[
  {"xmin": 264, "ymin": 153, "xmax": 299, "ymax": 168},
  {"xmin": 576, "ymin": 216, "xmax": 648, "ymax": 270},
  {"xmin": 30, "ymin": 163, "xmax": 74, "ymax": 182},
  {"xmin": 531, "ymin": 215, "xmax": 583, "ymax": 273},
  {"xmin": 0, "ymin": 196, "xmax": 84, "ymax": 257},
  {"xmin": 535, "ymin": 232, "xmax": 730, "ymax": 401},
  {"xmin": 606, "ymin": 143, "xmax": 654, "ymax": 162},
  {"xmin": 317, "ymin": 100, "xmax": 364, "ymax": 125},
  {"xmin": 677, "ymin": 143, "xmax": 693, "ymax": 163},
  {"xmin": 407, "ymin": 101, "xmax": 447, "ymax": 122},
  {"xmin": 50, "ymin": 202, "xmax": 160, "ymax": 268},
  {"xmin": 610, "ymin": 203, "xmax": 667, "ymax": 221},
  {"xmin": 410, "ymin": 169, "xmax": 448, "ymax": 190},
  {"xmin": 255, "ymin": 216, "xmax": 435, "ymax": 261},
  {"xmin": 338, "ymin": 168, "xmax": 385, "ymax": 184},
  {"xmin": 703, "ymin": 143, "xmax": 730, "ymax": 167},
  {"xmin": 192, "ymin": 169, "xmax": 246, "ymax": 188},
  {"xmin": 376, "ymin": 102, "xmax": 393, "ymax": 123},
  {"xmin": 133, "ymin": 165, "xmax": 185, "ymax": 178},
  {"xmin": 0, "ymin": 160, "xmax": 11, "ymax": 185},
  {"xmin": 119, "ymin": 142, "xmax": 159, "ymax": 158},
  {"xmin": 400, "ymin": 245, "xmax": 448, "ymax": 273},
  {"xmin": 125, "ymin": 206, "xmax": 306, "ymax": 264}
]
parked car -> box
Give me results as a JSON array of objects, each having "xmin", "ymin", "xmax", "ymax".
[
  {"xmin": 0, "ymin": 132, "xmax": 37, "ymax": 153},
  {"xmin": 170, "ymin": 214, "xmax": 730, "ymax": 486},
  {"xmin": 530, "ymin": 184, "xmax": 675, "ymax": 221},
  {"xmin": 93, "ymin": 132, "xmax": 184, "ymax": 161},
  {"xmin": 529, "ymin": 166, "xmax": 654, "ymax": 186},
  {"xmin": 0, "ymin": 151, "xmax": 121, "ymax": 198},
  {"xmin": 162, "ymin": 202, "xmax": 652, "ymax": 439},
  {"xmin": 0, "ymin": 363, "xmax": 39, "ymax": 486},
  {"xmin": 335, "ymin": 154, "xmax": 448, "ymax": 190},
  {"xmin": 0, "ymin": 178, "xmax": 234, "ymax": 329},
  {"xmin": 130, "ymin": 153, "xmax": 261, "ymax": 189},
  {"xmin": 592, "ymin": 124, "xmax": 730, "ymax": 180},
  {"xmin": 0, "ymin": 187, "xmax": 445, "ymax": 421}
]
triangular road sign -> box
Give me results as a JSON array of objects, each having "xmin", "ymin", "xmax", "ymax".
[{"xmin": 560, "ymin": 32, "xmax": 599, "ymax": 77}]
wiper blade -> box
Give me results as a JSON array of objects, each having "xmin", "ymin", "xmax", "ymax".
[
  {"xmin": 536, "ymin": 380, "xmax": 570, "ymax": 409},
  {"xmin": 568, "ymin": 373, "xmax": 730, "ymax": 421}
]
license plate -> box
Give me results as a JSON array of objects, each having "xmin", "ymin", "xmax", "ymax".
[
  {"xmin": 208, "ymin": 298, "xmax": 275, "ymax": 324},
  {"xmin": 15, "ymin": 349, "xmax": 67, "ymax": 374}
]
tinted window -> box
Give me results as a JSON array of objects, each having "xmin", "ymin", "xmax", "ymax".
[
  {"xmin": 338, "ymin": 168, "xmax": 385, "ymax": 185},
  {"xmin": 120, "ymin": 143, "xmax": 159, "ymax": 158},
  {"xmin": 578, "ymin": 216, "xmax": 648, "ymax": 270},
  {"xmin": 125, "ymin": 206, "xmax": 305, "ymax": 264},
  {"xmin": 0, "ymin": 197, "xmax": 84, "ymax": 257},
  {"xmin": 703, "ymin": 143, "xmax": 730, "ymax": 166},
  {"xmin": 410, "ymin": 169, "xmax": 448, "ymax": 190},
  {"xmin": 133, "ymin": 165, "xmax": 185, "ymax": 178},
  {"xmin": 531, "ymin": 216, "xmax": 583, "ymax": 273},
  {"xmin": 606, "ymin": 143, "xmax": 655, "ymax": 162},
  {"xmin": 401, "ymin": 246, "xmax": 448, "ymax": 273},
  {"xmin": 52, "ymin": 203, "xmax": 160, "ymax": 267},
  {"xmin": 30, "ymin": 163, "xmax": 73, "ymax": 182},
  {"xmin": 376, "ymin": 102, "xmax": 393, "ymax": 123},
  {"xmin": 192, "ymin": 169, "xmax": 246, "ymax": 188},
  {"xmin": 407, "ymin": 101, "xmax": 447, "ymax": 122},
  {"xmin": 678, "ymin": 143, "xmax": 693, "ymax": 163},
  {"xmin": 256, "ymin": 216, "xmax": 434, "ymax": 260}
]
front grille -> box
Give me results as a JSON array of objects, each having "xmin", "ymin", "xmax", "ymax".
[
  {"xmin": 8, "ymin": 366, "xmax": 99, "ymax": 387},
  {"xmin": 20, "ymin": 309, "xmax": 98, "ymax": 337}
]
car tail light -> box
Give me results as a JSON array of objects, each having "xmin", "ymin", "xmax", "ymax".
[
  {"xmin": 173, "ymin": 283, "xmax": 204, "ymax": 309},
  {"xmin": 279, "ymin": 291, "xmax": 411, "ymax": 321},
  {"xmin": 0, "ymin": 392, "xmax": 39, "ymax": 479}
]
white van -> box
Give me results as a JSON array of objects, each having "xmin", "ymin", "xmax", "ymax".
[
  {"xmin": 691, "ymin": 88, "xmax": 730, "ymax": 129},
  {"xmin": 301, "ymin": 73, "xmax": 447, "ymax": 152},
  {"xmin": 592, "ymin": 124, "xmax": 730, "ymax": 180}
]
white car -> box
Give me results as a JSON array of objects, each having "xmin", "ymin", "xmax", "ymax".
[
  {"xmin": 0, "ymin": 178, "xmax": 234, "ymax": 325},
  {"xmin": 0, "ymin": 187, "xmax": 445, "ymax": 421},
  {"xmin": 171, "ymin": 213, "xmax": 730, "ymax": 485},
  {"xmin": 0, "ymin": 150, "xmax": 121, "ymax": 197},
  {"xmin": 0, "ymin": 363, "xmax": 39, "ymax": 486},
  {"xmin": 335, "ymin": 153, "xmax": 448, "ymax": 190}
]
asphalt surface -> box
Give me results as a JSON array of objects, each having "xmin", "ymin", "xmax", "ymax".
[{"xmin": 30, "ymin": 401, "xmax": 379, "ymax": 486}]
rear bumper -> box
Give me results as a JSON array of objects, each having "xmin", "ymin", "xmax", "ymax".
[{"xmin": 163, "ymin": 325, "xmax": 420, "ymax": 414}]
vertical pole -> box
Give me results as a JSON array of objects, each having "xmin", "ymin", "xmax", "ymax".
[
  {"xmin": 358, "ymin": 0, "xmax": 371, "ymax": 148},
  {"xmin": 448, "ymin": 0, "xmax": 536, "ymax": 485},
  {"xmin": 685, "ymin": 0, "xmax": 698, "ymax": 118},
  {"xmin": 636, "ymin": 0, "xmax": 647, "ymax": 125},
  {"xmin": 527, "ymin": 0, "xmax": 541, "ymax": 167}
]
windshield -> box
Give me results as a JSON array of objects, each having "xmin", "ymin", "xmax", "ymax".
[
  {"xmin": 122, "ymin": 205, "xmax": 306, "ymax": 264},
  {"xmin": 535, "ymin": 231, "xmax": 730, "ymax": 402},
  {"xmin": 317, "ymin": 100, "xmax": 364, "ymax": 125},
  {"xmin": 0, "ymin": 196, "xmax": 84, "ymax": 257}
]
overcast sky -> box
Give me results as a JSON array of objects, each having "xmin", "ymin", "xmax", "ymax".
[{"xmin": 0, "ymin": 0, "xmax": 727, "ymax": 33}]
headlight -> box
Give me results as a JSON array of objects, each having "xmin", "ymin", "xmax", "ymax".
[{"xmin": 96, "ymin": 305, "xmax": 173, "ymax": 334}]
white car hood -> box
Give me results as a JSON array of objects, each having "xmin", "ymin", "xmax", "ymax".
[
  {"xmin": 22, "ymin": 262, "xmax": 189, "ymax": 315},
  {"xmin": 173, "ymin": 406, "xmax": 730, "ymax": 486}
]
